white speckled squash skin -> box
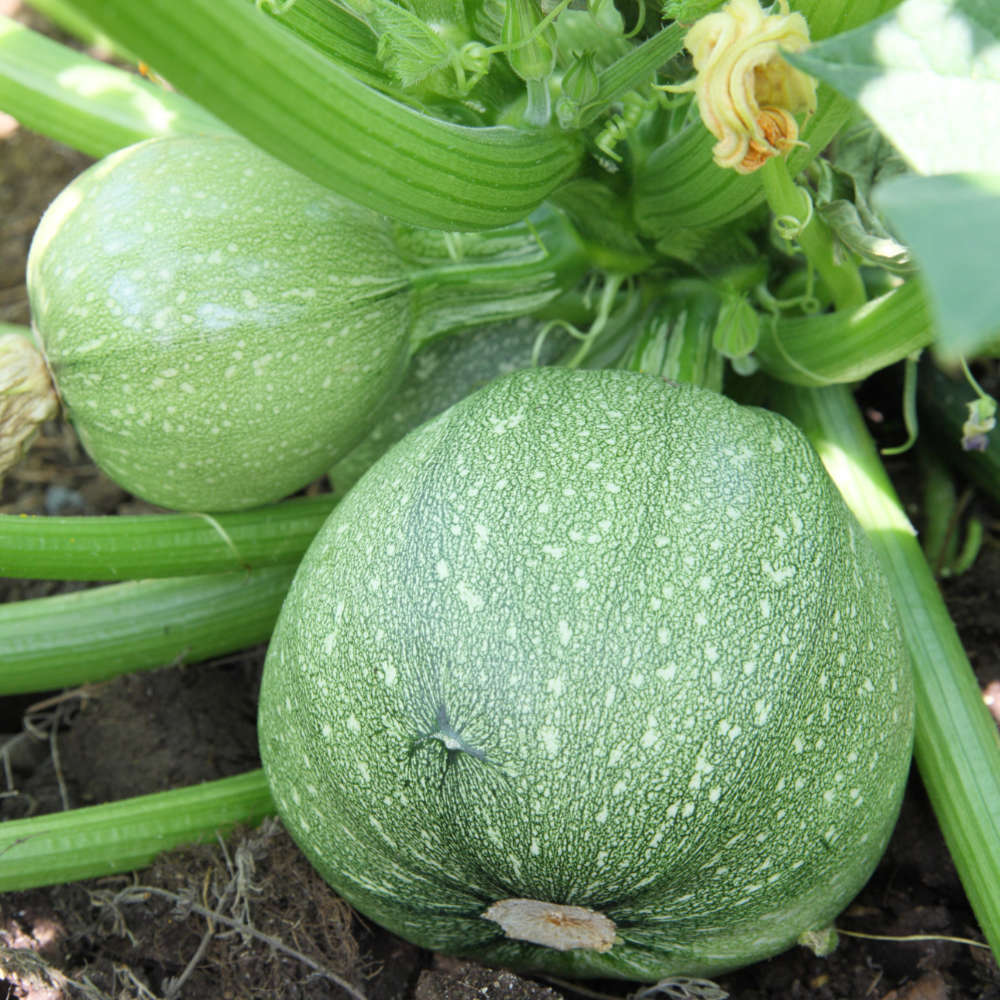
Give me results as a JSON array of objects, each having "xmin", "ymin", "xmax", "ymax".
[
  {"xmin": 329, "ymin": 317, "xmax": 571, "ymax": 495},
  {"xmin": 258, "ymin": 367, "xmax": 914, "ymax": 980},
  {"xmin": 27, "ymin": 135, "xmax": 411, "ymax": 511}
]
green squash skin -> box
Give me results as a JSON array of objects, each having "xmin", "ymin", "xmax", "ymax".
[
  {"xmin": 329, "ymin": 317, "xmax": 571, "ymax": 495},
  {"xmin": 258, "ymin": 368, "xmax": 914, "ymax": 980},
  {"xmin": 27, "ymin": 135, "xmax": 411, "ymax": 512}
]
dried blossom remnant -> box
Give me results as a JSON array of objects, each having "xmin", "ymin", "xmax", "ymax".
[
  {"xmin": 483, "ymin": 898, "xmax": 618, "ymax": 952},
  {"xmin": 0, "ymin": 330, "xmax": 59, "ymax": 477},
  {"xmin": 670, "ymin": 0, "xmax": 817, "ymax": 173}
]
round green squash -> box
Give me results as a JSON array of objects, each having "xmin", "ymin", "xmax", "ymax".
[
  {"xmin": 258, "ymin": 367, "xmax": 914, "ymax": 980},
  {"xmin": 26, "ymin": 134, "xmax": 411, "ymax": 511}
]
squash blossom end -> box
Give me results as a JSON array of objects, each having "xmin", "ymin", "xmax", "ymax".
[{"xmin": 0, "ymin": 331, "xmax": 59, "ymax": 477}]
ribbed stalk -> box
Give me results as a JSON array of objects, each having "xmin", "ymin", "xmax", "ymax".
[
  {"xmin": 0, "ymin": 567, "xmax": 294, "ymax": 694},
  {"xmin": 771, "ymin": 381, "xmax": 1000, "ymax": 962},
  {"xmin": 0, "ymin": 770, "xmax": 273, "ymax": 891},
  {"xmin": 0, "ymin": 495, "xmax": 334, "ymax": 581},
  {"xmin": 254, "ymin": 0, "xmax": 392, "ymax": 92},
  {"xmin": 632, "ymin": 85, "xmax": 851, "ymax": 236},
  {"xmin": 406, "ymin": 205, "xmax": 603, "ymax": 349},
  {"xmin": 59, "ymin": 0, "xmax": 582, "ymax": 229},
  {"xmin": 618, "ymin": 284, "xmax": 724, "ymax": 391},
  {"xmin": 0, "ymin": 15, "xmax": 229, "ymax": 157},
  {"xmin": 754, "ymin": 280, "xmax": 934, "ymax": 387}
]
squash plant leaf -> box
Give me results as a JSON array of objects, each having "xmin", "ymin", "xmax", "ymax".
[
  {"xmin": 874, "ymin": 172, "xmax": 1000, "ymax": 360},
  {"xmin": 786, "ymin": 0, "xmax": 1000, "ymax": 176},
  {"xmin": 789, "ymin": 0, "xmax": 1000, "ymax": 359},
  {"xmin": 56, "ymin": 0, "xmax": 582, "ymax": 230}
]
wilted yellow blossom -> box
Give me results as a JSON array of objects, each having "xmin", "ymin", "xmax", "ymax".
[
  {"xmin": 669, "ymin": 0, "xmax": 817, "ymax": 173},
  {"xmin": 0, "ymin": 331, "xmax": 59, "ymax": 477}
]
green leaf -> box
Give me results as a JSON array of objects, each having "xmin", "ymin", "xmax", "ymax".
[
  {"xmin": 370, "ymin": 1, "xmax": 456, "ymax": 87},
  {"xmin": 875, "ymin": 172, "xmax": 1000, "ymax": 360},
  {"xmin": 58, "ymin": 0, "xmax": 582, "ymax": 229},
  {"xmin": 0, "ymin": 15, "xmax": 228, "ymax": 157},
  {"xmin": 787, "ymin": 0, "xmax": 1000, "ymax": 176}
]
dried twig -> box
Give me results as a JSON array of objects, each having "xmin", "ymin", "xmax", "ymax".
[{"xmin": 93, "ymin": 879, "xmax": 367, "ymax": 1000}]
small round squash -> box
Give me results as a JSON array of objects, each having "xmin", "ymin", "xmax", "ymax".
[
  {"xmin": 258, "ymin": 367, "xmax": 914, "ymax": 980},
  {"xmin": 27, "ymin": 135, "xmax": 411, "ymax": 511}
]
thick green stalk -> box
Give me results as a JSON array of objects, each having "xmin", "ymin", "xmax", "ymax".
[
  {"xmin": 0, "ymin": 15, "xmax": 229, "ymax": 156},
  {"xmin": 0, "ymin": 770, "xmax": 273, "ymax": 891},
  {"xmin": 754, "ymin": 280, "xmax": 934, "ymax": 387},
  {"xmin": 253, "ymin": 0, "xmax": 394, "ymax": 93},
  {"xmin": 25, "ymin": 0, "xmax": 129, "ymax": 55},
  {"xmin": 406, "ymin": 204, "xmax": 648, "ymax": 349},
  {"xmin": 406, "ymin": 204, "xmax": 590, "ymax": 348},
  {"xmin": 0, "ymin": 567, "xmax": 294, "ymax": 694},
  {"xmin": 771, "ymin": 381, "xmax": 1000, "ymax": 961},
  {"xmin": 59, "ymin": 0, "xmax": 582, "ymax": 230},
  {"xmin": 0, "ymin": 495, "xmax": 334, "ymax": 581},
  {"xmin": 632, "ymin": 84, "xmax": 852, "ymax": 237},
  {"xmin": 758, "ymin": 156, "xmax": 866, "ymax": 311}
]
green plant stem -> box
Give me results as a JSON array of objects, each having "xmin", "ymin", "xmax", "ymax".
[
  {"xmin": 754, "ymin": 280, "xmax": 934, "ymax": 387},
  {"xmin": 0, "ymin": 566, "xmax": 294, "ymax": 694},
  {"xmin": 771, "ymin": 381, "xmax": 1000, "ymax": 962},
  {"xmin": 406, "ymin": 204, "xmax": 646, "ymax": 350},
  {"xmin": 253, "ymin": 0, "xmax": 395, "ymax": 93},
  {"xmin": 0, "ymin": 770, "xmax": 273, "ymax": 891},
  {"xmin": 59, "ymin": 0, "xmax": 581, "ymax": 230},
  {"xmin": 0, "ymin": 15, "xmax": 228, "ymax": 157},
  {"xmin": 25, "ymin": 0, "xmax": 130, "ymax": 56},
  {"xmin": 758, "ymin": 156, "xmax": 866, "ymax": 312},
  {"xmin": 578, "ymin": 23, "xmax": 685, "ymax": 127},
  {"xmin": 0, "ymin": 494, "xmax": 334, "ymax": 581}
]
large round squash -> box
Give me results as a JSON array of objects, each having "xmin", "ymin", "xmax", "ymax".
[{"xmin": 258, "ymin": 367, "xmax": 914, "ymax": 980}]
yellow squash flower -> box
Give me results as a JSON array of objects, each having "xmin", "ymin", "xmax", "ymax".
[{"xmin": 670, "ymin": 0, "xmax": 817, "ymax": 173}]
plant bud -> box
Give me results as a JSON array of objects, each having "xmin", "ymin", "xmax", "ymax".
[{"xmin": 502, "ymin": 0, "xmax": 556, "ymax": 81}]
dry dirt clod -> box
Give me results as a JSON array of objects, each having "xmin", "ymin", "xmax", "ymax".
[{"xmin": 415, "ymin": 959, "xmax": 563, "ymax": 1000}]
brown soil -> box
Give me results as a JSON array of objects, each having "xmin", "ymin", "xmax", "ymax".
[{"xmin": 1, "ymin": 9, "xmax": 999, "ymax": 999}]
